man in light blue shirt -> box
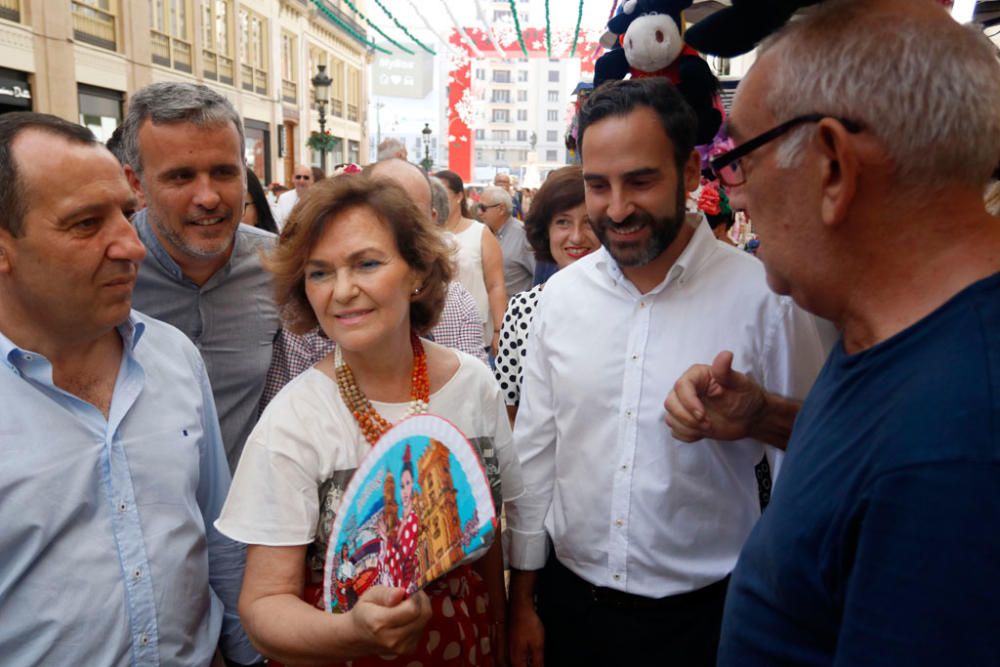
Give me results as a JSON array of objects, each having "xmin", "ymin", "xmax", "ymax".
[{"xmin": 0, "ymin": 114, "xmax": 259, "ymax": 665}]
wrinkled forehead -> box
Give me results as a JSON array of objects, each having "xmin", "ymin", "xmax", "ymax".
[{"xmin": 729, "ymin": 50, "xmax": 780, "ymax": 141}]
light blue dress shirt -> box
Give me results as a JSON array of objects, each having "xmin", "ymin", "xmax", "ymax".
[{"xmin": 0, "ymin": 312, "xmax": 258, "ymax": 666}]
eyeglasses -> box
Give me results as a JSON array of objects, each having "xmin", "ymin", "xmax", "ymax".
[
  {"xmin": 481, "ymin": 203, "xmax": 503, "ymax": 211},
  {"xmin": 710, "ymin": 114, "xmax": 863, "ymax": 187},
  {"xmin": 294, "ymin": 175, "xmax": 312, "ymax": 181}
]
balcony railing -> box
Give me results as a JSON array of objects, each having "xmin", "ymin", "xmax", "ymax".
[
  {"xmin": 203, "ymin": 51, "xmax": 234, "ymax": 86},
  {"xmin": 72, "ymin": 1, "xmax": 116, "ymax": 51},
  {"xmin": 315, "ymin": 1, "xmax": 364, "ymax": 39},
  {"xmin": 151, "ymin": 30, "xmax": 192, "ymax": 73},
  {"xmin": 281, "ymin": 79, "xmax": 297, "ymax": 104},
  {"xmin": 347, "ymin": 104, "xmax": 358, "ymax": 122},
  {"xmin": 0, "ymin": 0, "xmax": 19, "ymax": 22},
  {"xmin": 330, "ymin": 99, "xmax": 343, "ymax": 118},
  {"xmin": 240, "ymin": 64, "xmax": 268, "ymax": 95}
]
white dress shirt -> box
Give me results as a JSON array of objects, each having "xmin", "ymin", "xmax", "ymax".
[
  {"xmin": 274, "ymin": 189, "xmax": 299, "ymax": 231},
  {"xmin": 506, "ymin": 218, "xmax": 832, "ymax": 598}
]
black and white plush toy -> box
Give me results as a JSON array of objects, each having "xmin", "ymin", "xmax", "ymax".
[{"xmin": 594, "ymin": 0, "xmax": 722, "ymax": 144}]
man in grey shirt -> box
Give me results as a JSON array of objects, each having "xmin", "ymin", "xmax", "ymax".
[
  {"xmin": 121, "ymin": 82, "xmax": 280, "ymax": 472},
  {"xmin": 480, "ymin": 185, "xmax": 536, "ymax": 297}
]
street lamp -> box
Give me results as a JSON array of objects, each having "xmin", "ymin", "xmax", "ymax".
[
  {"xmin": 421, "ymin": 123, "xmax": 433, "ymax": 173},
  {"xmin": 311, "ymin": 64, "xmax": 332, "ymax": 171}
]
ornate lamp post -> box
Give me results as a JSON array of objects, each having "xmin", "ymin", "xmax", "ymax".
[
  {"xmin": 421, "ymin": 123, "xmax": 433, "ymax": 173},
  {"xmin": 311, "ymin": 64, "xmax": 332, "ymax": 172}
]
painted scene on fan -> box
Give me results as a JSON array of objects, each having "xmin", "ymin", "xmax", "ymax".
[{"xmin": 326, "ymin": 435, "xmax": 495, "ymax": 612}]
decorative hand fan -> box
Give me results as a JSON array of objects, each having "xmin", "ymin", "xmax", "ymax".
[{"xmin": 322, "ymin": 415, "xmax": 497, "ymax": 613}]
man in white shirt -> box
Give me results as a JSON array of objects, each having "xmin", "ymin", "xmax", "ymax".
[
  {"xmin": 506, "ymin": 77, "xmax": 830, "ymax": 666},
  {"xmin": 274, "ymin": 164, "xmax": 314, "ymax": 230}
]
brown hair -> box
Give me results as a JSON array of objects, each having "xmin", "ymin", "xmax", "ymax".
[
  {"xmin": 267, "ymin": 175, "xmax": 453, "ymax": 335},
  {"xmin": 434, "ymin": 169, "xmax": 470, "ymax": 218},
  {"xmin": 525, "ymin": 165, "xmax": 586, "ymax": 264}
]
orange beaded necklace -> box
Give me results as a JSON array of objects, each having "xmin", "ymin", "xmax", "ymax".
[{"xmin": 334, "ymin": 332, "xmax": 430, "ymax": 446}]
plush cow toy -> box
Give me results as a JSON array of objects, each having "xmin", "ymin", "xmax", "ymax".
[{"xmin": 594, "ymin": 0, "xmax": 722, "ymax": 144}]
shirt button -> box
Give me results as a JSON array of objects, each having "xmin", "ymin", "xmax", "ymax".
[
  {"xmin": 639, "ymin": 301, "xmax": 646, "ymax": 309},
  {"xmin": 118, "ymin": 502, "xmax": 127, "ymax": 513},
  {"xmin": 620, "ymin": 464, "xmax": 628, "ymax": 471},
  {"xmin": 631, "ymin": 354, "xmax": 639, "ymax": 361},
  {"xmin": 615, "ymin": 519, "xmax": 624, "ymax": 527},
  {"xmin": 625, "ymin": 409, "xmax": 633, "ymax": 417},
  {"xmin": 23, "ymin": 354, "xmax": 33, "ymax": 361},
  {"xmin": 133, "ymin": 568, "xmax": 142, "ymax": 579},
  {"xmin": 612, "ymin": 573, "xmax": 621, "ymax": 581},
  {"xmin": 140, "ymin": 633, "xmax": 149, "ymax": 646}
]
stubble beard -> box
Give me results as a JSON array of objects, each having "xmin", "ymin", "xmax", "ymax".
[
  {"xmin": 147, "ymin": 205, "xmax": 235, "ymax": 261},
  {"xmin": 594, "ymin": 183, "xmax": 687, "ymax": 268}
]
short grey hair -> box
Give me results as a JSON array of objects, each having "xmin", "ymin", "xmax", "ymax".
[
  {"xmin": 377, "ymin": 137, "xmax": 406, "ymax": 161},
  {"xmin": 120, "ymin": 82, "xmax": 245, "ymax": 178},
  {"xmin": 480, "ymin": 186, "xmax": 512, "ymax": 216},
  {"xmin": 761, "ymin": 0, "xmax": 1000, "ymax": 190},
  {"xmin": 430, "ymin": 177, "xmax": 450, "ymax": 224}
]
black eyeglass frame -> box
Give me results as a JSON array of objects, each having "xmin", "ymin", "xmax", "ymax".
[{"xmin": 710, "ymin": 113, "xmax": 863, "ymax": 187}]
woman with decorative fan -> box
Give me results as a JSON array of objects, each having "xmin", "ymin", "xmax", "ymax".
[{"xmin": 216, "ymin": 175, "xmax": 522, "ymax": 666}]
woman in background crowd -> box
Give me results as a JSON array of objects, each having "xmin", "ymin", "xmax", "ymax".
[
  {"xmin": 243, "ymin": 169, "xmax": 279, "ymax": 234},
  {"xmin": 494, "ymin": 165, "xmax": 600, "ymax": 421},
  {"xmin": 435, "ymin": 170, "xmax": 508, "ymax": 356}
]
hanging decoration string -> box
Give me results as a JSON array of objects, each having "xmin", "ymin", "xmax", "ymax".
[
  {"xmin": 373, "ymin": 0, "xmax": 436, "ymax": 54},
  {"xmin": 310, "ymin": 0, "xmax": 389, "ymax": 54},
  {"xmin": 339, "ymin": 0, "xmax": 414, "ymax": 55},
  {"xmin": 545, "ymin": 0, "xmax": 553, "ymax": 56},
  {"xmin": 507, "ymin": 0, "xmax": 529, "ymax": 56},
  {"xmin": 569, "ymin": 0, "xmax": 585, "ymax": 56},
  {"xmin": 406, "ymin": 0, "xmax": 462, "ymax": 57},
  {"xmin": 473, "ymin": 0, "xmax": 508, "ymax": 56},
  {"xmin": 437, "ymin": 0, "xmax": 486, "ymax": 59}
]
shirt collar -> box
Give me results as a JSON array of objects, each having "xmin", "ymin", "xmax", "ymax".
[
  {"xmin": 1, "ymin": 312, "xmax": 146, "ymax": 373},
  {"xmin": 597, "ymin": 213, "xmax": 719, "ymax": 296}
]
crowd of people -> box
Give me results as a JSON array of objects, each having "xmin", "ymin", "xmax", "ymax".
[{"xmin": 1, "ymin": 0, "xmax": 998, "ymax": 665}]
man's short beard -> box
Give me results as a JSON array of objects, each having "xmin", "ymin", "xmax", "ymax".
[{"xmin": 594, "ymin": 181, "xmax": 687, "ymax": 268}]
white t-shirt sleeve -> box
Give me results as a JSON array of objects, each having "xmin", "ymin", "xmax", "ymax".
[{"xmin": 215, "ymin": 371, "xmax": 360, "ymax": 546}]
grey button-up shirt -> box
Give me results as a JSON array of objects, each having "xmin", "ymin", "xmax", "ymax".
[
  {"xmin": 496, "ymin": 217, "xmax": 536, "ymax": 297},
  {"xmin": 132, "ymin": 210, "xmax": 281, "ymax": 471}
]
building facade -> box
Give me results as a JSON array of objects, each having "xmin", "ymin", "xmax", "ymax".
[{"xmin": 0, "ymin": 0, "xmax": 370, "ymax": 185}]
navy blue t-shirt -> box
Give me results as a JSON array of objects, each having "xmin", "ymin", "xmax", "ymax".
[{"xmin": 719, "ymin": 273, "xmax": 1000, "ymax": 666}]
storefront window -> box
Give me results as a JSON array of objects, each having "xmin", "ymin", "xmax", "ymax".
[
  {"xmin": 244, "ymin": 119, "xmax": 270, "ymax": 184},
  {"xmin": 78, "ymin": 84, "xmax": 122, "ymax": 143}
]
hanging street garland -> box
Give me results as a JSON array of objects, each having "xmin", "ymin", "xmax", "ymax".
[
  {"xmin": 406, "ymin": 0, "xmax": 462, "ymax": 58},
  {"xmin": 545, "ymin": 0, "xmax": 553, "ymax": 56},
  {"xmin": 339, "ymin": 0, "xmax": 414, "ymax": 55},
  {"xmin": 437, "ymin": 0, "xmax": 486, "ymax": 59},
  {"xmin": 507, "ymin": 0, "xmax": 529, "ymax": 56},
  {"xmin": 472, "ymin": 0, "xmax": 507, "ymax": 56},
  {"xmin": 310, "ymin": 0, "xmax": 389, "ymax": 54},
  {"xmin": 373, "ymin": 0, "xmax": 436, "ymax": 55},
  {"xmin": 570, "ymin": 0, "xmax": 585, "ymax": 56}
]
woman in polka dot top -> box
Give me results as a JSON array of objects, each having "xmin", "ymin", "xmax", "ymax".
[{"xmin": 494, "ymin": 166, "xmax": 600, "ymax": 422}]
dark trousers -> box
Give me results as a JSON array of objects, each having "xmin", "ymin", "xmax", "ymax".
[{"xmin": 536, "ymin": 556, "xmax": 729, "ymax": 667}]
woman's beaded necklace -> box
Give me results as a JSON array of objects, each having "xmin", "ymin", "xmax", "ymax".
[{"xmin": 334, "ymin": 332, "xmax": 430, "ymax": 446}]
